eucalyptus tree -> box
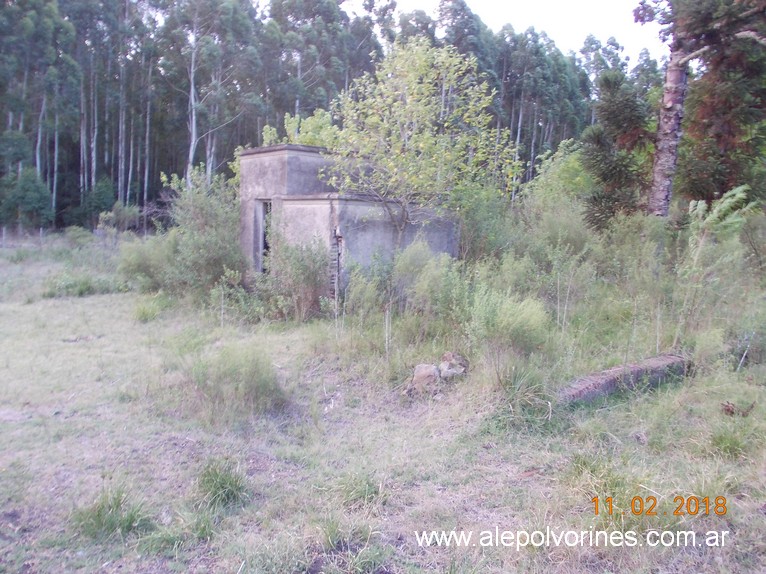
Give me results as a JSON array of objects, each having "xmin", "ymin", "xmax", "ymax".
[
  {"xmin": 438, "ymin": 0, "xmax": 499, "ymax": 91},
  {"xmin": 580, "ymin": 35, "xmax": 629, "ymax": 124},
  {"xmin": 0, "ymin": 0, "xmax": 78, "ymax": 225},
  {"xmin": 266, "ymin": 0, "xmax": 353, "ymax": 120},
  {"xmin": 159, "ymin": 0, "xmax": 259, "ymax": 185},
  {"xmin": 629, "ymin": 48, "xmax": 663, "ymax": 97},
  {"xmin": 398, "ymin": 10, "xmax": 438, "ymax": 44}
]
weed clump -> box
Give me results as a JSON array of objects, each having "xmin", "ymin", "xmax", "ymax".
[
  {"xmin": 72, "ymin": 486, "xmax": 153, "ymax": 541},
  {"xmin": 42, "ymin": 270, "xmax": 125, "ymax": 298},
  {"xmin": 133, "ymin": 293, "xmax": 172, "ymax": 323},
  {"xmin": 184, "ymin": 344, "xmax": 287, "ymax": 424},
  {"xmin": 335, "ymin": 471, "xmax": 386, "ymax": 509},
  {"xmin": 195, "ymin": 459, "xmax": 249, "ymax": 513}
]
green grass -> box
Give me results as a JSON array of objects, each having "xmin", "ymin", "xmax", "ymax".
[
  {"xmin": 72, "ymin": 486, "xmax": 154, "ymax": 541},
  {"xmin": 2, "ymin": 233, "xmax": 766, "ymax": 573},
  {"xmin": 182, "ymin": 343, "xmax": 287, "ymax": 426},
  {"xmin": 42, "ymin": 270, "xmax": 125, "ymax": 298},
  {"xmin": 195, "ymin": 459, "xmax": 249, "ymax": 513},
  {"xmin": 334, "ymin": 470, "xmax": 386, "ymax": 509}
]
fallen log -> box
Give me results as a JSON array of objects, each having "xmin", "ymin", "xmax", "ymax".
[{"xmin": 558, "ymin": 354, "xmax": 689, "ymax": 405}]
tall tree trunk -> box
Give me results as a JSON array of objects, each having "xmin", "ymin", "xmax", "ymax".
[
  {"xmin": 127, "ymin": 113, "xmax": 134, "ymax": 204},
  {"xmin": 143, "ymin": 65, "xmax": 152, "ymax": 231},
  {"xmin": 80, "ymin": 71, "xmax": 88, "ymax": 202},
  {"xmin": 648, "ymin": 42, "xmax": 689, "ymax": 217},
  {"xmin": 18, "ymin": 68, "xmax": 29, "ymax": 176},
  {"xmin": 104, "ymin": 57, "xmax": 111, "ymax": 174},
  {"xmin": 205, "ymin": 130, "xmax": 216, "ymax": 185},
  {"xmin": 90, "ymin": 59, "xmax": 97, "ymax": 193},
  {"xmin": 186, "ymin": 21, "xmax": 199, "ymax": 186},
  {"xmin": 527, "ymin": 101, "xmax": 538, "ymax": 181},
  {"xmin": 35, "ymin": 93, "xmax": 47, "ymax": 178},
  {"xmin": 52, "ymin": 105, "xmax": 59, "ymax": 226},
  {"xmin": 118, "ymin": 57, "xmax": 127, "ymax": 204},
  {"xmin": 512, "ymin": 91, "xmax": 525, "ymax": 196}
]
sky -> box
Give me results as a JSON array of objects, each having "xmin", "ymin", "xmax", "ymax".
[{"xmin": 355, "ymin": 0, "xmax": 670, "ymax": 67}]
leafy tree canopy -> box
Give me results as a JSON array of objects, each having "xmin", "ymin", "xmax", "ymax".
[{"xmin": 327, "ymin": 39, "xmax": 517, "ymax": 241}]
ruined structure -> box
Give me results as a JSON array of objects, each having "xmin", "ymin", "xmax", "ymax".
[{"xmin": 239, "ymin": 144, "xmax": 459, "ymax": 292}]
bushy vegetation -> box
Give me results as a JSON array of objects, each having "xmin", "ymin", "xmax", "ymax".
[
  {"xmin": 178, "ymin": 343, "xmax": 287, "ymax": 425},
  {"xmin": 119, "ymin": 168, "xmax": 245, "ymax": 299},
  {"xmin": 195, "ymin": 459, "xmax": 249, "ymax": 513},
  {"xmin": 72, "ymin": 485, "xmax": 153, "ymax": 542},
  {"xmin": 326, "ymin": 143, "xmax": 765, "ymax": 423},
  {"xmin": 4, "ymin": 146, "xmax": 765, "ymax": 573}
]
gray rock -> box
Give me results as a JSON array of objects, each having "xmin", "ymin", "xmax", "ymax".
[{"xmin": 406, "ymin": 363, "xmax": 441, "ymax": 396}]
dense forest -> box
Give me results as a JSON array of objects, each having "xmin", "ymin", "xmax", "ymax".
[{"xmin": 0, "ymin": 0, "xmax": 763, "ymax": 228}]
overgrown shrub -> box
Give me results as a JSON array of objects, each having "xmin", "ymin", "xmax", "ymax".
[
  {"xmin": 209, "ymin": 268, "xmax": 265, "ymax": 325},
  {"xmin": 261, "ymin": 233, "xmax": 330, "ymax": 322},
  {"xmin": 98, "ymin": 201, "xmax": 140, "ymax": 232},
  {"xmin": 118, "ymin": 229, "xmax": 180, "ymax": 292},
  {"xmin": 42, "ymin": 270, "xmax": 125, "ymax": 298},
  {"xmin": 397, "ymin": 253, "xmax": 469, "ymax": 342},
  {"xmin": 163, "ymin": 170, "xmax": 246, "ymax": 296},
  {"xmin": 467, "ymin": 285, "xmax": 549, "ymax": 384},
  {"xmin": 185, "ymin": 343, "xmax": 286, "ymax": 424},
  {"xmin": 453, "ymin": 185, "xmax": 515, "ymax": 260},
  {"xmin": 118, "ymin": 168, "xmax": 245, "ymax": 299},
  {"xmin": 63, "ymin": 226, "xmax": 95, "ymax": 249},
  {"xmin": 0, "ymin": 168, "xmax": 53, "ymax": 226}
]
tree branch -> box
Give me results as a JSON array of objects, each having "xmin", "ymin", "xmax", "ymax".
[
  {"xmin": 679, "ymin": 45, "xmax": 710, "ymax": 65},
  {"xmin": 734, "ymin": 30, "xmax": 766, "ymax": 46}
]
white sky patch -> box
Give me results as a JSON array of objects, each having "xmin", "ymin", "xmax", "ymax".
[{"xmin": 345, "ymin": 0, "xmax": 669, "ymax": 66}]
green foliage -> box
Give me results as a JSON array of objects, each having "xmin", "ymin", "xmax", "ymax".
[
  {"xmin": 185, "ymin": 343, "xmax": 286, "ymax": 423},
  {"xmin": 195, "ymin": 459, "xmax": 249, "ymax": 512},
  {"xmin": 72, "ymin": 486, "xmax": 153, "ymax": 542},
  {"xmin": 390, "ymin": 240, "xmax": 470, "ymax": 342},
  {"xmin": 523, "ymin": 140, "xmax": 597, "ymax": 203},
  {"xmin": 118, "ymin": 229, "xmax": 180, "ymax": 293},
  {"xmin": 452, "ymin": 185, "xmax": 514, "ymax": 260},
  {"xmin": 315, "ymin": 516, "xmax": 389, "ymax": 573},
  {"xmin": 209, "ymin": 268, "xmax": 265, "ymax": 325},
  {"xmin": 261, "ymin": 232, "xmax": 330, "ymax": 322},
  {"xmin": 98, "ymin": 201, "xmax": 140, "ymax": 233},
  {"xmin": 344, "ymin": 267, "xmax": 385, "ymax": 324},
  {"xmin": 0, "ymin": 168, "xmax": 52, "ymax": 226},
  {"xmin": 263, "ymin": 110, "xmax": 340, "ymax": 148},
  {"xmin": 467, "ymin": 286, "xmax": 549, "ymax": 357},
  {"xmin": 580, "ymin": 70, "xmax": 652, "ymax": 228},
  {"xmin": 0, "ymin": 130, "xmax": 32, "ymax": 167},
  {"xmin": 673, "ymin": 186, "xmax": 760, "ymax": 349},
  {"xmin": 134, "ymin": 293, "xmax": 172, "ymax": 323},
  {"xmin": 42, "ymin": 270, "xmax": 125, "ymax": 298},
  {"xmin": 329, "ymin": 38, "xmax": 516, "ymax": 236},
  {"xmin": 118, "ymin": 168, "xmax": 245, "ymax": 300},
  {"xmin": 334, "ymin": 471, "xmax": 385, "ymax": 509},
  {"xmin": 163, "ymin": 169, "xmax": 246, "ymax": 296},
  {"xmin": 63, "ymin": 226, "xmax": 94, "ymax": 249},
  {"xmin": 83, "ymin": 178, "xmax": 117, "ymax": 227},
  {"xmin": 492, "ymin": 364, "xmax": 553, "ymax": 429}
]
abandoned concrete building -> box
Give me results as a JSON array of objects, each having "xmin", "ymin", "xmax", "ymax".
[{"xmin": 239, "ymin": 144, "xmax": 459, "ymax": 292}]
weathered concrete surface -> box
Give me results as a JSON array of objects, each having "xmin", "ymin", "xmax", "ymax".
[
  {"xmin": 239, "ymin": 144, "xmax": 459, "ymax": 287},
  {"xmin": 240, "ymin": 145, "xmax": 335, "ymax": 272},
  {"xmin": 558, "ymin": 354, "xmax": 689, "ymax": 404}
]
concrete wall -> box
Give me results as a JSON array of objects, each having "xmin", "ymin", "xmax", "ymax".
[
  {"xmin": 240, "ymin": 144, "xmax": 460, "ymax": 288},
  {"xmin": 239, "ymin": 144, "xmax": 334, "ymax": 271}
]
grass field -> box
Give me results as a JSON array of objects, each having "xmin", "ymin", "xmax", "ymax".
[{"xmin": 1, "ymin": 237, "xmax": 765, "ymax": 573}]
